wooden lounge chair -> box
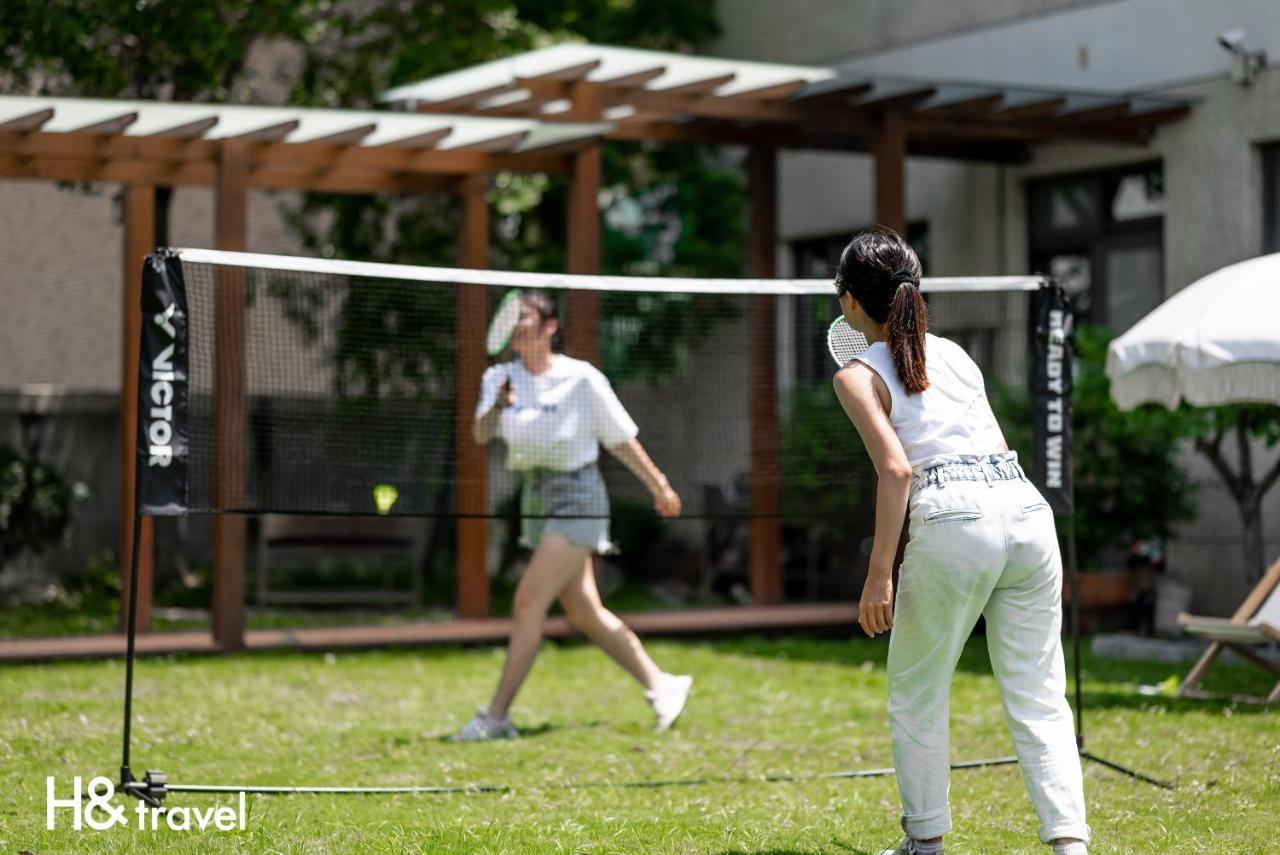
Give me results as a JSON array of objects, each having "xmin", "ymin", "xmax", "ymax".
[{"xmin": 1177, "ymin": 558, "xmax": 1280, "ymax": 703}]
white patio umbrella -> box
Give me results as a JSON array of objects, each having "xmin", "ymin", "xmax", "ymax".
[{"xmin": 1106, "ymin": 252, "xmax": 1280, "ymax": 410}]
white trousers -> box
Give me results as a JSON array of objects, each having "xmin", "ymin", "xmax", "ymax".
[{"xmin": 887, "ymin": 453, "xmax": 1089, "ymax": 844}]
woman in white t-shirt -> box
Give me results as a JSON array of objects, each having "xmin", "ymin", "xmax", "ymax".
[
  {"xmin": 831, "ymin": 230, "xmax": 1089, "ymax": 855},
  {"xmin": 455, "ymin": 291, "xmax": 692, "ymax": 740}
]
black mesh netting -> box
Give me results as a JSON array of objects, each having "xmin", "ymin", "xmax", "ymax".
[{"xmin": 144, "ymin": 254, "xmax": 1038, "ymax": 525}]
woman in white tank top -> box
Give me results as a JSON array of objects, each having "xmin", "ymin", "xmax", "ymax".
[{"xmin": 831, "ymin": 229, "xmax": 1089, "ymax": 855}]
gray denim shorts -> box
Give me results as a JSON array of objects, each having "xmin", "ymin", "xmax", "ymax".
[{"xmin": 519, "ymin": 463, "xmax": 615, "ymax": 554}]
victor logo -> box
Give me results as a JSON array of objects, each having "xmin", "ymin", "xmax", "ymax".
[{"xmin": 148, "ymin": 301, "xmax": 178, "ymax": 467}]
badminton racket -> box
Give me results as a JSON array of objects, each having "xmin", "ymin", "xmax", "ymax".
[
  {"xmin": 826, "ymin": 315, "xmax": 871, "ymax": 367},
  {"xmin": 486, "ymin": 289, "xmax": 523, "ymax": 356}
]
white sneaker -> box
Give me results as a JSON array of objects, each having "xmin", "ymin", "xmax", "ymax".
[
  {"xmin": 645, "ymin": 673, "xmax": 692, "ymax": 732},
  {"xmin": 879, "ymin": 838, "xmax": 943, "ymax": 855},
  {"xmin": 453, "ymin": 708, "xmax": 517, "ymax": 742}
]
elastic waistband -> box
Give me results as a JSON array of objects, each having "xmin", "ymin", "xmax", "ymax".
[
  {"xmin": 911, "ymin": 451, "xmax": 1026, "ymax": 491},
  {"xmin": 522, "ymin": 462, "xmax": 599, "ymax": 482}
]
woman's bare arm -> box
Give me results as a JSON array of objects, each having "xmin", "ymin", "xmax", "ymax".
[
  {"xmin": 473, "ymin": 380, "xmax": 513, "ymax": 444},
  {"xmin": 833, "ymin": 363, "xmax": 914, "ymax": 638},
  {"xmin": 606, "ymin": 438, "xmax": 681, "ymax": 517}
]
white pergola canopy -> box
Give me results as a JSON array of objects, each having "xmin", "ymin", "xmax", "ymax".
[
  {"xmin": 377, "ymin": 41, "xmax": 1191, "ymax": 161},
  {"xmin": 0, "ymin": 95, "xmax": 610, "ymax": 152},
  {"xmin": 381, "ymin": 42, "xmax": 835, "ymax": 110},
  {"xmin": 1106, "ymin": 253, "xmax": 1280, "ymax": 410}
]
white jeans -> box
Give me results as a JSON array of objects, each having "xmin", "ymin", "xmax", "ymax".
[{"xmin": 887, "ymin": 452, "xmax": 1089, "ymax": 845}]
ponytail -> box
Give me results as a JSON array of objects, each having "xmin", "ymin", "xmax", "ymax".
[
  {"xmin": 835, "ymin": 227, "xmax": 929, "ymax": 393},
  {"xmin": 886, "ymin": 280, "xmax": 929, "ymax": 394}
]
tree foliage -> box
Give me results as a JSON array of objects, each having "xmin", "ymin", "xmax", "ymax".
[
  {"xmin": 284, "ymin": 0, "xmax": 735, "ymax": 390},
  {"xmin": 1181, "ymin": 403, "xmax": 1280, "ymax": 582},
  {"xmin": 1, "ymin": 0, "xmax": 311, "ymax": 99},
  {"xmin": 0, "ymin": 446, "xmax": 89, "ymax": 569}
]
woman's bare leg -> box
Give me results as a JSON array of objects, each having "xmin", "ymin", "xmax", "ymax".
[
  {"xmin": 488, "ymin": 534, "xmax": 590, "ymax": 720},
  {"xmin": 559, "ymin": 556, "xmax": 663, "ymax": 691}
]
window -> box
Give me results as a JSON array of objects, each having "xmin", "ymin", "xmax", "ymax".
[
  {"xmin": 1264, "ymin": 143, "xmax": 1280, "ymax": 254},
  {"xmin": 1028, "ymin": 163, "xmax": 1164, "ymax": 332}
]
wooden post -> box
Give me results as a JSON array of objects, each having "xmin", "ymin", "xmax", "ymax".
[
  {"xmin": 873, "ymin": 107, "xmax": 907, "ymax": 236},
  {"xmin": 564, "ymin": 82, "xmax": 603, "ymax": 362},
  {"xmin": 748, "ymin": 145, "xmax": 782, "ymax": 605},
  {"xmin": 456, "ymin": 175, "xmax": 490, "ymax": 618},
  {"xmin": 211, "ymin": 141, "xmax": 249, "ymax": 651},
  {"xmin": 872, "ymin": 109, "xmax": 911, "ymax": 574},
  {"xmin": 119, "ymin": 183, "xmax": 155, "ymax": 634}
]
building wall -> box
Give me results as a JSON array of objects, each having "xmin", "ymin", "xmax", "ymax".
[
  {"xmin": 717, "ymin": 0, "xmax": 1280, "ymax": 614},
  {"xmin": 0, "ymin": 182, "xmax": 307, "ymax": 590},
  {"xmin": 1001, "ymin": 69, "xmax": 1280, "ymax": 614},
  {"xmin": 709, "ymin": 0, "xmax": 1094, "ymax": 65}
]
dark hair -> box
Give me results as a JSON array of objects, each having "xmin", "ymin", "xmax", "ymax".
[
  {"xmin": 520, "ymin": 290, "xmax": 563, "ymax": 353},
  {"xmin": 835, "ymin": 227, "xmax": 929, "ymax": 394}
]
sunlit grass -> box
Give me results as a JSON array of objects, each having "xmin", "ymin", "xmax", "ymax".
[{"xmin": 2, "ymin": 635, "xmax": 1275, "ymax": 853}]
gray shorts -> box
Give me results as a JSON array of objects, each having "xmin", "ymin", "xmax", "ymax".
[{"xmin": 519, "ymin": 464, "xmax": 615, "ymax": 554}]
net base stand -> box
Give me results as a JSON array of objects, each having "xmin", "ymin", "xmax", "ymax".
[
  {"xmin": 1078, "ymin": 745, "xmax": 1173, "ymax": 789},
  {"xmin": 121, "ymin": 767, "xmax": 168, "ymax": 807}
]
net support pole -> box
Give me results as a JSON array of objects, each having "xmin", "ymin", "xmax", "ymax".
[
  {"xmin": 564, "ymin": 82, "xmax": 603, "ymax": 363},
  {"xmin": 456, "ymin": 175, "xmax": 490, "ymax": 618},
  {"xmin": 119, "ymin": 183, "xmax": 155, "ymax": 634},
  {"xmin": 748, "ymin": 145, "xmax": 783, "ymax": 605},
  {"xmin": 212, "ymin": 140, "xmax": 249, "ymax": 651}
]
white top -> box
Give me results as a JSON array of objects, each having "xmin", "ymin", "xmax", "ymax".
[
  {"xmin": 852, "ymin": 333, "xmax": 1006, "ymax": 468},
  {"xmin": 476, "ymin": 355, "xmax": 639, "ymax": 472}
]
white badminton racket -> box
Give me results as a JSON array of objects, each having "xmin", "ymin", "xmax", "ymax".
[
  {"xmin": 485, "ymin": 289, "xmax": 523, "ymax": 356},
  {"xmin": 826, "ymin": 316, "xmax": 871, "ymax": 367}
]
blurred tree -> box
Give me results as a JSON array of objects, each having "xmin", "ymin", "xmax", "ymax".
[
  {"xmin": 0, "ymin": 0, "xmax": 314, "ymax": 240},
  {"xmin": 2, "ymin": 0, "xmax": 735, "ymax": 386},
  {"xmin": 1183, "ymin": 404, "xmax": 1280, "ymax": 583},
  {"xmin": 1, "ymin": 1, "xmax": 309, "ymax": 100},
  {"xmin": 284, "ymin": 0, "xmax": 737, "ymax": 388},
  {"xmin": 0, "ymin": 446, "xmax": 89, "ymax": 570}
]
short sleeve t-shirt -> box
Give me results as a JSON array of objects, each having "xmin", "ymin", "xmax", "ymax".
[{"xmin": 476, "ymin": 355, "xmax": 639, "ymax": 471}]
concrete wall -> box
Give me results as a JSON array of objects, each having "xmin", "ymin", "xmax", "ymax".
[
  {"xmin": 0, "ymin": 183, "xmax": 307, "ymax": 589},
  {"xmin": 709, "ymin": 0, "xmax": 1093, "ymax": 65},
  {"xmin": 1002, "ymin": 69, "xmax": 1280, "ymax": 614}
]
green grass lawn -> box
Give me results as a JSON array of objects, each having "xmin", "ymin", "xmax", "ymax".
[{"xmin": 1, "ymin": 634, "xmax": 1275, "ymax": 853}]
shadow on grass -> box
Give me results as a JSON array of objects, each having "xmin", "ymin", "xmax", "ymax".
[
  {"xmin": 1072, "ymin": 688, "xmax": 1275, "ymax": 716},
  {"xmin": 431, "ymin": 719, "xmax": 608, "ymax": 743},
  {"xmin": 694, "ymin": 635, "xmax": 1277, "ymax": 716},
  {"xmin": 716, "ymin": 844, "xmax": 872, "ymax": 855}
]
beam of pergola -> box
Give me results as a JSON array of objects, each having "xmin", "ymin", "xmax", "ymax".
[{"xmin": 0, "ymin": 130, "xmax": 577, "ymax": 190}]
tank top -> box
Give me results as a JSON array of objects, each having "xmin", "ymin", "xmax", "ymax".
[{"xmin": 852, "ymin": 333, "xmax": 1006, "ymax": 467}]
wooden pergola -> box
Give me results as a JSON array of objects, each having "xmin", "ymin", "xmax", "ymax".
[
  {"xmin": 381, "ymin": 43, "xmax": 1192, "ymax": 616},
  {"xmin": 0, "ymin": 95, "xmax": 608, "ymax": 649},
  {"xmin": 0, "ymin": 47, "xmax": 1190, "ymax": 652}
]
